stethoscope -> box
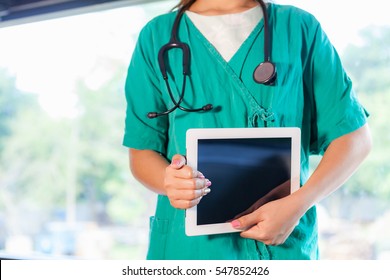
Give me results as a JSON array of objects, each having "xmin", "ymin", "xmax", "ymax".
[{"xmin": 147, "ymin": 0, "xmax": 276, "ymax": 119}]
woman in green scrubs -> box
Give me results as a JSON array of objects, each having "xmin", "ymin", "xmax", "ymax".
[{"xmin": 123, "ymin": 0, "xmax": 372, "ymax": 259}]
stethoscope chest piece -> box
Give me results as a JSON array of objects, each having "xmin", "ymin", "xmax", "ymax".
[{"xmin": 253, "ymin": 61, "xmax": 277, "ymax": 86}]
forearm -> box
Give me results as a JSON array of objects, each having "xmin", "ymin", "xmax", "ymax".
[
  {"xmin": 128, "ymin": 148, "xmax": 169, "ymax": 195},
  {"xmin": 293, "ymin": 124, "xmax": 372, "ymax": 212}
]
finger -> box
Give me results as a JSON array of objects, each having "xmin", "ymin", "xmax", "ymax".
[
  {"xmin": 169, "ymin": 165, "xmax": 205, "ymax": 180},
  {"xmin": 241, "ymin": 225, "xmax": 293, "ymax": 246},
  {"xmin": 168, "ymin": 186, "xmax": 211, "ymax": 201},
  {"xmin": 195, "ymin": 178, "xmax": 212, "ymax": 190},
  {"xmin": 167, "ymin": 177, "xmax": 211, "ymax": 191},
  {"xmin": 171, "ymin": 197, "xmax": 202, "ymax": 209},
  {"xmin": 170, "ymin": 154, "xmax": 186, "ymax": 169},
  {"xmin": 240, "ymin": 224, "xmax": 266, "ymax": 240},
  {"xmin": 169, "ymin": 155, "xmax": 206, "ymax": 179},
  {"xmin": 241, "ymin": 230, "xmax": 280, "ymax": 245},
  {"xmin": 231, "ymin": 211, "xmax": 261, "ymax": 230},
  {"xmin": 200, "ymin": 186, "xmax": 211, "ymax": 196}
]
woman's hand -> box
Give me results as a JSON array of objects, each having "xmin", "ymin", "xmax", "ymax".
[
  {"xmin": 230, "ymin": 193, "xmax": 305, "ymax": 245},
  {"xmin": 232, "ymin": 180, "xmax": 291, "ymax": 220},
  {"xmin": 164, "ymin": 154, "xmax": 211, "ymax": 209},
  {"xmin": 229, "ymin": 124, "xmax": 372, "ymax": 245}
]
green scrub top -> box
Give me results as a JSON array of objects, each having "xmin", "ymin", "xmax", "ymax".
[{"xmin": 123, "ymin": 3, "xmax": 368, "ymax": 260}]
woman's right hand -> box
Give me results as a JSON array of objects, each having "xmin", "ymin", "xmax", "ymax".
[{"xmin": 164, "ymin": 154, "xmax": 211, "ymax": 209}]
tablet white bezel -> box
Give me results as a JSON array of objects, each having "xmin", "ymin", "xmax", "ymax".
[{"xmin": 185, "ymin": 127, "xmax": 301, "ymax": 236}]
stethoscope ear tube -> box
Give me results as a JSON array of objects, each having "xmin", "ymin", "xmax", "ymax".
[
  {"xmin": 147, "ymin": 103, "xmax": 213, "ymax": 119},
  {"xmin": 158, "ymin": 42, "xmax": 190, "ymax": 79},
  {"xmin": 147, "ymin": 69, "xmax": 213, "ymax": 118}
]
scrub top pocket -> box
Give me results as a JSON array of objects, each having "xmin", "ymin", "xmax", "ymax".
[{"xmin": 146, "ymin": 216, "xmax": 170, "ymax": 260}]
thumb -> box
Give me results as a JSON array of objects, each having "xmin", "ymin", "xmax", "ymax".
[
  {"xmin": 170, "ymin": 154, "xmax": 186, "ymax": 169},
  {"xmin": 231, "ymin": 211, "xmax": 259, "ymax": 230}
]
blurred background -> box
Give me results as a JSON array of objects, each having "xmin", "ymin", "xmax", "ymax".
[{"xmin": 0, "ymin": 0, "xmax": 389, "ymax": 259}]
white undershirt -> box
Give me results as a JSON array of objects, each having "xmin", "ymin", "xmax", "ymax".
[{"xmin": 186, "ymin": 5, "xmax": 263, "ymax": 61}]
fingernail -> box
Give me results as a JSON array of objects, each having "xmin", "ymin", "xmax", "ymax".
[
  {"xmin": 203, "ymin": 188, "xmax": 211, "ymax": 195},
  {"xmin": 171, "ymin": 159, "xmax": 180, "ymax": 166},
  {"xmin": 231, "ymin": 220, "xmax": 241, "ymax": 229},
  {"xmin": 198, "ymin": 172, "xmax": 205, "ymax": 179},
  {"xmin": 196, "ymin": 179, "xmax": 204, "ymax": 189},
  {"xmin": 205, "ymin": 179, "xmax": 212, "ymax": 187}
]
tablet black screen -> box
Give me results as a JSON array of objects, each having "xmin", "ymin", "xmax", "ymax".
[{"xmin": 197, "ymin": 137, "xmax": 292, "ymax": 225}]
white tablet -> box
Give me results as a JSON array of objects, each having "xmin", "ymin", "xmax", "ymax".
[{"xmin": 185, "ymin": 127, "xmax": 301, "ymax": 236}]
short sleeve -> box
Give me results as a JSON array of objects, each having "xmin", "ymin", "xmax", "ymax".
[
  {"xmin": 122, "ymin": 24, "xmax": 168, "ymax": 155},
  {"xmin": 304, "ymin": 20, "xmax": 368, "ymax": 155}
]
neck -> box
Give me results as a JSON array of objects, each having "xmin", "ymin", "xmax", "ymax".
[{"xmin": 189, "ymin": 0, "xmax": 260, "ymax": 15}]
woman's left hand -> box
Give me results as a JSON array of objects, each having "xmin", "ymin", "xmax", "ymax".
[{"xmin": 230, "ymin": 194, "xmax": 306, "ymax": 245}]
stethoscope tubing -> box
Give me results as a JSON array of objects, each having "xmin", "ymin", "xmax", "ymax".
[{"xmin": 148, "ymin": 0, "xmax": 274, "ymax": 119}]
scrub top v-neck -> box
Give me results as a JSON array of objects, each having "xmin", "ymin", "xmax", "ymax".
[
  {"xmin": 123, "ymin": 3, "xmax": 368, "ymax": 260},
  {"xmin": 181, "ymin": 11, "xmax": 276, "ymax": 129},
  {"xmin": 185, "ymin": 5, "xmax": 262, "ymax": 62}
]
